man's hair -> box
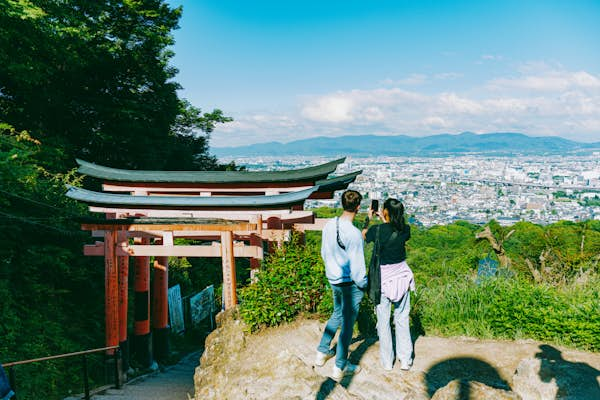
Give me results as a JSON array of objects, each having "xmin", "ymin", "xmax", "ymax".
[{"xmin": 341, "ymin": 190, "xmax": 362, "ymax": 212}]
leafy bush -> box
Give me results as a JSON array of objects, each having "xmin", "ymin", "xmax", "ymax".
[
  {"xmin": 239, "ymin": 217, "xmax": 600, "ymax": 351},
  {"xmin": 239, "ymin": 236, "xmax": 329, "ymax": 332}
]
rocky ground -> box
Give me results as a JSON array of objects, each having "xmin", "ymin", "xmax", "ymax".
[{"xmin": 194, "ymin": 309, "xmax": 600, "ymax": 400}]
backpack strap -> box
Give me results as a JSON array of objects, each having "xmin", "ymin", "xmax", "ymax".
[{"xmin": 336, "ymin": 217, "xmax": 346, "ymax": 250}]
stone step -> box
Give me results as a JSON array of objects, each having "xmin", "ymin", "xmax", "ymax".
[{"xmin": 83, "ymin": 351, "xmax": 200, "ymax": 400}]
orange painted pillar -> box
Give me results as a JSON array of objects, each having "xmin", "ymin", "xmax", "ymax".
[
  {"xmin": 152, "ymin": 256, "xmax": 169, "ymax": 362},
  {"xmin": 133, "ymin": 238, "xmax": 153, "ymax": 368},
  {"xmin": 104, "ymin": 231, "xmax": 119, "ymax": 355},
  {"xmin": 117, "ymin": 233, "xmax": 130, "ymax": 372},
  {"xmin": 221, "ymin": 231, "xmax": 237, "ymax": 309}
]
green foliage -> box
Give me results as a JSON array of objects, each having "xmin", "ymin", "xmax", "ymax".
[
  {"xmin": 239, "ymin": 217, "xmax": 600, "ymax": 352},
  {"xmin": 1, "ymin": 124, "xmax": 106, "ymax": 398},
  {"xmin": 313, "ymin": 206, "xmax": 342, "ymax": 218},
  {"xmin": 1, "ymin": 1, "xmax": 236, "ymax": 396},
  {"xmin": 417, "ymin": 277, "xmax": 600, "ymax": 351},
  {"xmin": 0, "ymin": 0, "xmax": 232, "ymax": 171},
  {"xmin": 239, "ymin": 236, "xmax": 329, "ymax": 332},
  {"xmin": 580, "ymin": 195, "xmax": 600, "ymax": 207}
]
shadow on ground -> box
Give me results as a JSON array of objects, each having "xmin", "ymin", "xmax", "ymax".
[
  {"xmin": 425, "ymin": 357, "xmax": 510, "ymax": 398},
  {"xmin": 535, "ymin": 344, "xmax": 600, "ymax": 399}
]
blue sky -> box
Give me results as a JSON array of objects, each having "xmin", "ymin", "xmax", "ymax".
[{"xmin": 168, "ymin": 0, "xmax": 600, "ymax": 146}]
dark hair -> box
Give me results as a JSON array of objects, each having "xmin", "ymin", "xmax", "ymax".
[
  {"xmin": 383, "ymin": 198, "xmax": 406, "ymax": 232},
  {"xmin": 341, "ymin": 190, "xmax": 362, "ymax": 212}
]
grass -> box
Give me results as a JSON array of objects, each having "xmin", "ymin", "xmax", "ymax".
[
  {"xmin": 414, "ymin": 276, "xmax": 600, "ymax": 351},
  {"xmin": 238, "ymin": 218, "xmax": 600, "ymax": 352}
]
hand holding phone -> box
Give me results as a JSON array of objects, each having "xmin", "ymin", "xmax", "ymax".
[{"xmin": 370, "ymin": 199, "xmax": 379, "ymax": 212}]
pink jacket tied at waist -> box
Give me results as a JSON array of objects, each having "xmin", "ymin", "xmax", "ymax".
[{"xmin": 380, "ymin": 260, "xmax": 415, "ymax": 303}]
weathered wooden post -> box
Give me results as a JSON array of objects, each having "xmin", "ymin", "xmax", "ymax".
[{"xmin": 221, "ymin": 231, "xmax": 237, "ymax": 309}]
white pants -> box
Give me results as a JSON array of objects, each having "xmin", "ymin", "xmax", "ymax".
[{"xmin": 375, "ymin": 291, "xmax": 412, "ymax": 369}]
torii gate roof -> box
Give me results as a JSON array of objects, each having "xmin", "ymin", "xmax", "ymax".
[
  {"xmin": 76, "ymin": 157, "xmax": 346, "ymax": 183},
  {"xmin": 66, "ymin": 185, "xmax": 318, "ymax": 209}
]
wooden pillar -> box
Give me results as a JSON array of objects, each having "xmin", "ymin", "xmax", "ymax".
[
  {"xmin": 117, "ymin": 232, "xmax": 130, "ymax": 373},
  {"xmin": 266, "ymin": 216, "xmax": 282, "ymax": 255},
  {"xmin": 152, "ymin": 256, "xmax": 169, "ymax": 362},
  {"xmin": 221, "ymin": 231, "xmax": 237, "ymax": 309},
  {"xmin": 104, "ymin": 231, "xmax": 119, "ymax": 354},
  {"xmin": 249, "ymin": 233, "xmax": 262, "ymax": 282},
  {"xmin": 133, "ymin": 238, "xmax": 153, "ymax": 368}
]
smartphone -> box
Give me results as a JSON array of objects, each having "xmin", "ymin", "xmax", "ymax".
[{"xmin": 370, "ymin": 199, "xmax": 379, "ymax": 212}]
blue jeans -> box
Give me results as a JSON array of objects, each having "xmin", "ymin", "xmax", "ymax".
[
  {"xmin": 317, "ymin": 283, "xmax": 364, "ymax": 369},
  {"xmin": 375, "ymin": 291, "xmax": 412, "ymax": 369}
]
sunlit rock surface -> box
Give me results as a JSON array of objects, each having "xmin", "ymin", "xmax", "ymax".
[{"xmin": 194, "ymin": 310, "xmax": 600, "ymax": 399}]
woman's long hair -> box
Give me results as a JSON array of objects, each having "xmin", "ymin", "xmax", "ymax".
[{"xmin": 383, "ymin": 198, "xmax": 406, "ymax": 232}]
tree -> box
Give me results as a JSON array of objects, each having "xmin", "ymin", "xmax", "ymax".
[
  {"xmin": 476, "ymin": 225, "xmax": 514, "ymax": 268},
  {"xmin": 0, "ymin": 123, "xmax": 104, "ymax": 397},
  {"xmin": 0, "ymin": 0, "xmax": 230, "ymax": 171}
]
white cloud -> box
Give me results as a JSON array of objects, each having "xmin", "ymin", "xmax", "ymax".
[
  {"xmin": 434, "ymin": 72, "xmax": 463, "ymax": 80},
  {"xmin": 301, "ymin": 94, "xmax": 355, "ymax": 123},
  {"xmin": 488, "ymin": 66, "xmax": 600, "ymax": 92},
  {"xmin": 211, "ymin": 64, "xmax": 600, "ymax": 146},
  {"xmin": 481, "ymin": 54, "xmax": 503, "ymax": 61},
  {"xmin": 380, "ymin": 74, "xmax": 428, "ymax": 86},
  {"xmin": 300, "ymin": 88, "xmax": 426, "ymax": 124}
]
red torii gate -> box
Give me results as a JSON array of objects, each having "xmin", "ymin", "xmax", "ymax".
[{"xmin": 66, "ymin": 158, "xmax": 361, "ymax": 375}]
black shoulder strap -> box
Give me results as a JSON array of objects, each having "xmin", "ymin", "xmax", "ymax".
[{"xmin": 336, "ymin": 217, "xmax": 346, "ymax": 250}]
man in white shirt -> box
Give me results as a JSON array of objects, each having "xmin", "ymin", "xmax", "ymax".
[{"xmin": 315, "ymin": 190, "xmax": 367, "ymax": 380}]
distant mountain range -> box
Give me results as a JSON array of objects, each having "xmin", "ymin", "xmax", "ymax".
[{"xmin": 213, "ymin": 132, "xmax": 600, "ymax": 157}]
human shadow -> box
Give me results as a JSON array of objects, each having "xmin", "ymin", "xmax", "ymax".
[
  {"xmin": 535, "ymin": 344, "xmax": 600, "ymax": 399},
  {"xmin": 409, "ymin": 307, "xmax": 425, "ymax": 361},
  {"xmin": 425, "ymin": 357, "xmax": 511, "ymax": 399}
]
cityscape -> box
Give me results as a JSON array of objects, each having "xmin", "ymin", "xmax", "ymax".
[{"xmin": 222, "ymin": 154, "xmax": 600, "ymax": 227}]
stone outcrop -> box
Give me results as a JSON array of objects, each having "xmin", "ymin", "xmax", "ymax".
[{"xmin": 194, "ymin": 310, "xmax": 600, "ymax": 399}]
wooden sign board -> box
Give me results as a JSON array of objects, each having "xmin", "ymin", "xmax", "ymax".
[
  {"xmin": 168, "ymin": 284, "xmax": 185, "ymax": 334},
  {"xmin": 189, "ymin": 285, "xmax": 215, "ymax": 326}
]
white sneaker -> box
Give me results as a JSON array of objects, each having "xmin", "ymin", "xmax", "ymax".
[
  {"xmin": 332, "ymin": 362, "xmax": 361, "ymax": 380},
  {"xmin": 399, "ymin": 359, "xmax": 413, "ymax": 371},
  {"xmin": 315, "ymin": 351, "xmax": 333, "ymax": 367}
]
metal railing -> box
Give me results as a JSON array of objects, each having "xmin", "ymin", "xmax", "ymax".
[{"xmin": 2, "ymin": 345, "xmax": 121, "ymax": 400}]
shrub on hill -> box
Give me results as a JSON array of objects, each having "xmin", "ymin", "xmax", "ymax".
[
  {"xmin": 239, "ymin": 236, "xmax": 329, "ymax": 332},
  {"xmin": 239, "ymin": 216, "xmax": 600, "ymax": 351}
]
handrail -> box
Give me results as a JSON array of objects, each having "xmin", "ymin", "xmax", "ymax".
[
  {"xmin": 3, "ymin": 345, "xmax": 122, "ymax": 400},
  {"xmin": 2, "ymin": 346, "xmax": 119, "ymax": 367}
]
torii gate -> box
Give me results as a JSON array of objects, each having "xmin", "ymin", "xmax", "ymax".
[{"xmin": 66, "ymin": 157, "xmax": 361, "ymax": 373}]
